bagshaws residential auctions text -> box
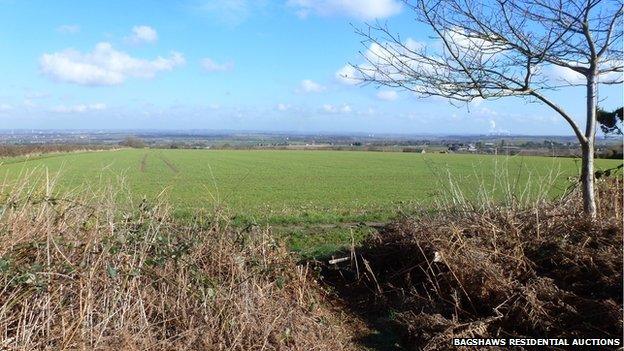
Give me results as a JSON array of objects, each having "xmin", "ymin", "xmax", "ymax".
[{"xmin": 453, "ymin": 338, "xmax": 621, "ymax": 347}]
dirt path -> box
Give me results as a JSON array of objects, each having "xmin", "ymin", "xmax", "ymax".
[{"xmin": 140, "ymin": 154, "xmax": 148, "ymax": 172}]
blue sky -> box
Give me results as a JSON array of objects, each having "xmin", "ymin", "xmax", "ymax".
[{"xmin": 0, "ymin": 0, "xmax": 621, "ymax": 135}]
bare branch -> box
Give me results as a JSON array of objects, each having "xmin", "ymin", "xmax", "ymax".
[
  {"xmin": 529, "ymin": 90, "xmax": 588, "ymax": 144},
  {"xmin": 353, "ymin": 0, "xmax": 623, "ymax": 144}
]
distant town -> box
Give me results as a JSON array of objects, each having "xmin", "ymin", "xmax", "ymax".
[{"xmin": 0, "ymin": 129, "xmax": 621, "ymax": 159}]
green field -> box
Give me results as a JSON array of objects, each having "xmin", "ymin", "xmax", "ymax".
[{"xmin": 1, "ymin": 148, "xmax": 620, "ymax": 222}]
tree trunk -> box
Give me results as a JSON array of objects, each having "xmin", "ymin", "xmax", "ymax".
[
  {"xmin": 582, "ymin": 71, "xmax": 598, "ymax": 218},
  {"xmin": 580, "ymin": 141, "xmax": 596, "ymax": 217}
]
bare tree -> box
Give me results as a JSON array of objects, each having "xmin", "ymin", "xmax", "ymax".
[{"xmin": 352, "ymin": 0, "xmax": 623, "ymax": 217}]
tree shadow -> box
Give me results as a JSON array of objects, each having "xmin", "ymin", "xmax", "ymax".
[{"xmin": 312, "ymin": 248, "xmax": 407, "ymax": 351}]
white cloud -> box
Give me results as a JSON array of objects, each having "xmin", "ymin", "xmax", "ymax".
[
  {"xmin": 404, "ymin": 38, "xmax": 424, "ymax": 52},
  {"xmin": 0, "ymin": 103, "xmax": 13, "ymax": 112},
  {"xmin": 335, "ymin": 65, "xmax": 360, "ymax": 85},
  {"xmin": 51, "ymin": 103, "xmax": 106, "ymax": 113},
  {"xmin": 377, "ymin": 90, "xmax": 398, "ymax": 101},
  {"xmin": 321, "ymin": 103, "xmax": 352, "ymax": 113},
  {"xmin": 364, "ymin": 39, "xmax": 428, "ymax": 69},
  {"xmin": 352, "ymin": 38, "xmax": 438, "ymax": 94},
  {"xmin": 276, "ymin": 103, "xmax": 289, "ymax": 111},
  {"xmin": 477, "ymin": 107, "xmax": 499, "ymax": 117},
  {"xmin": 201, "ymin": 57, "xmax": 234, "ymax": 72},
  {"xmin": 598, "ymin": 59, "xmax": 624, "ymax": 83},
  {"xmin": 40, "ymin": 42, "xmax": 185, "ymax": 86},
  {"xmin": 287, "ymin": 0, "xmax": 402, "ymax": 19},
  {"xmin": 126, "ymin": 25, "xmax": 158, "ymax": 44},
  {"xmin": 543, "ymin": 60, "xmax": 623, "ymax": 86},
  {"xmin": 299, "ymin": 79, "xmax": 326, "ymax": 93},
  {"xmin": 342, "ymin": 37, "xmax": 428, "ymax": 89},
  {"xmin": 544, "ymin": 65, "xmax": 585, "ymax": 85},
  {"xmin": 444, "ymin": 28, "xmax": 506, "ymax": 60},
  {"xmin": 57, "ymin": 24, "xmax": 80, "ymax": 34},
  {"xmin": 470, "ymin": 97, "xmax": 484, "ymax": 106}
]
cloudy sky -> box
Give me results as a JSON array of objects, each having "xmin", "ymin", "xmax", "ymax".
[{"xmin": 0, "ymin": 0, "xmax": 621, "ymax": 135}]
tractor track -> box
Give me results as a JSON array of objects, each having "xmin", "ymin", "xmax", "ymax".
[
  {"xmin": 157, "ymin": 154, "xmax": 179, "ymax": 173},
  {"xmin": 140, "ymin": 153, "xmax": 148, "ymax": 172}
]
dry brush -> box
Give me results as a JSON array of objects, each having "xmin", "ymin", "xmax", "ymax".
[{"xmin": 0, "ymin": 180, "xmax": 355, "ymax": 350}]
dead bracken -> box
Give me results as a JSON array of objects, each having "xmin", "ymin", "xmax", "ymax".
[
  {"xmin": 0, "ymin": 181, "xmax": 355, "ymax": 350},
  {"xmin": 318, "ymin": 177, "xmax": 623, "ymax": 350}
]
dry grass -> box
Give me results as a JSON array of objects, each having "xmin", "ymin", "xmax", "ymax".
[
  {"xmin": 320, "ymin": 176, "xmax": 623, "ymax": 350},
  {"xmin": 0, "ymin": 177, "xmax": 355, "ymax": 350}
]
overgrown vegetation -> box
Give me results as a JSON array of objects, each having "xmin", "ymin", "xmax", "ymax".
[
  {"xmin": 319, "ymin": 176, "xmax": 623, "ymax": 349},
  {"xmin": 0, "ymin": 180, "xmax": 355, "ymax": 350}
]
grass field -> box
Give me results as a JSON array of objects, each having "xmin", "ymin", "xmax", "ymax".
[{"xmin": 1, "ymin": 149, "xmax": 620, "ymax": 225}]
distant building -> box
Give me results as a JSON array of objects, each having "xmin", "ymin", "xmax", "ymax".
[{"xmin": 448, "ymin": 143, "xmax": 476, "ymax": 152}]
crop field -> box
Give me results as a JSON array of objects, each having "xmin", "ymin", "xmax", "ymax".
[
  {"xmin": 0, "ymin": 148, "xmax": 622, "ymax": 258},
  {"xmin": 1, "ymin": 149, "xmax": 620, "ymax": 223}
]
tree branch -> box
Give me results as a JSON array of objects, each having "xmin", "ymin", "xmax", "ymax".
[{"xmin": 530, "ymin": 89, "xmax": 587, "ymax": 144}]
